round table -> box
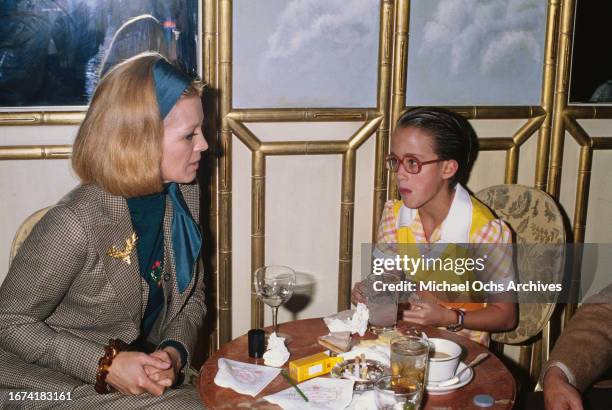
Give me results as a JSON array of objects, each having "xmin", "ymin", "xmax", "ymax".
[{"xmin": 198, "ymin": 319, "xmax": 516, "ymax": 409}]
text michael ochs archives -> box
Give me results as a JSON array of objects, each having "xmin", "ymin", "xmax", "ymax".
[{"xmin": 371, "ymin": 279, "xmax": 562, "ymax": 293}]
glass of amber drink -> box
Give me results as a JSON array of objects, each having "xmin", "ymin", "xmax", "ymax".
[
  {"xmin": 390, "ymin": 335, "xmax": 430, "ymax": 387},
  {"xmin": 375, "ymin": 375, "xmax": 423, "ymax": 410}
]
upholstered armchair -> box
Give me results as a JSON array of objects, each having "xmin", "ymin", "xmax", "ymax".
[{"xmin": 476, "ymin": 184, "xmax": 566, "ymax": 390}]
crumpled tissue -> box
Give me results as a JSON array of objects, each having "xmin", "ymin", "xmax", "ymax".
[
  {"xmin": 324, "ymin": 303, "xmax": 369, "ymax": 337},
  {"xmin": 263, "ymin": 332, "xmax": 290, "ymax": 367}
]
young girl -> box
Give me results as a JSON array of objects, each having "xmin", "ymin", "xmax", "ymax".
[{"xmin": 353, "ymin": 107, "xmax": 516, "ymax": 346}]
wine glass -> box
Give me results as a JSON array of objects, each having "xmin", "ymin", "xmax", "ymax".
[{"xmin": 254, "ymin": 265, "xmax": 296, "ymax": 338}]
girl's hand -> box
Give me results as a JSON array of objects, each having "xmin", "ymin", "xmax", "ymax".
[
  {"xmin": 401, "ymin": 301, "xmax": 457, "ymax": 327},
  {"xmin": 351, "ymin": 281, "xmax": 367, "ymax": 305},
  {"xmin": 106, "ymin": 351, "xmax": 172, "ymax": 396}
]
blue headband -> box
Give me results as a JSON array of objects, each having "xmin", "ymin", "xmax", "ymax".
[{"xmin": 152, "ymin": 59, "xmax": 192, "ymax": 119}]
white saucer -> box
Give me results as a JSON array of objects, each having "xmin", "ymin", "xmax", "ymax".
[{"xmin": 426, "ymin": 362, "xmax": 474, "ymax": 395}]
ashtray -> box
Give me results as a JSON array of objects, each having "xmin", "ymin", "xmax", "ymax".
[{"xmin": 330, "ymin": 357, "xmax": 390, "ymax": 391}]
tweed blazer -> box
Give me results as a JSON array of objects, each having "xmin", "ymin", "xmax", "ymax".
[
  {"xmin": 0, "ymin": 183, "xmax": 206, "ymax": 392},
  {"xmin": 543, "ymin": 284, "xmax": 612, "ymax": 392}
]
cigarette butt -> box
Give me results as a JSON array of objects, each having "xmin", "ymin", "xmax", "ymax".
[{"xmin": 361, "ymin": 365, "xmax": 368, "ymax": 380}]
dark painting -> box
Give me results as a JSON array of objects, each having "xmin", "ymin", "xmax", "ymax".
[
  {"xmin": 0, "ymin": 0, "xmax": 199, "ymax": 108},
  {"xmin": 569, "ymin": 1, "xmax": 612, "ymax": 104}
]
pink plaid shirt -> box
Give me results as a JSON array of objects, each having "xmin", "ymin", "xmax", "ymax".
[{"xmin": 376, "ymin": 199, "xmax": 514, "ymax": 345}]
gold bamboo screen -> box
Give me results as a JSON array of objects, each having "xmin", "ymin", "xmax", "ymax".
[
  {"xmin": 218, "ymin": 0, "xmax": 560, "ymax": 347},
  {"xmin": 547, "ymin": 0, "xmax": 612, "ymax": 325},
  {"xmin": 0, "ymin": 1, "xmax": 610, "ymax": 360},
  {"xmin": 389, "ymin": 0, "xmax": 560, "ymax": 383},
  {"xmin": 218, "ymin": 0, "xmax": 394, "ymax": 341}
]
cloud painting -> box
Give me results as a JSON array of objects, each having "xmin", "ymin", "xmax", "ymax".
[
  {"xmin": 233, "ymin": 0, "xmax": 379, "ymax": 108},
  {"xmin": 407, "ymin": 0, "xmax": 546, "ymax": 105},
  {"xmin": 232, "ymin": 0, "xmax": 547, "ymax": 108}
]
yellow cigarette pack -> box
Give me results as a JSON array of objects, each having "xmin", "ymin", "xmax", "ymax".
[{"xmin": 288, "ymin": 352, "xmax": 343, "ymax": 382}]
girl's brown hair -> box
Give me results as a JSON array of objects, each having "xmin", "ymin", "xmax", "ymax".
[{"xmin": 395, "ymin": 107, "xmax": 478, "ymax": 188}]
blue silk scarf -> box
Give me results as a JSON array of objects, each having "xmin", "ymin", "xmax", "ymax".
[
  {"xmin": 166, "ymin": 182, "xmax": 201, "ymax": 293},
  {"xmin": 152, "ymin": 58, "xmax": 192, "ymax": 118}
]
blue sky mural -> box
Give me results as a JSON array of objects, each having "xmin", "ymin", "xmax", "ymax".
[
  {"xmin": 407, "ymin": 0, "xmax": 546, "ymax": 105},
  {"xmin": 232, "ymin": 0, "xmax": 546, "ymax": 108},
  {"xmin": 233, "ymin": 0, "xmax": 380, "ymax": 108}
]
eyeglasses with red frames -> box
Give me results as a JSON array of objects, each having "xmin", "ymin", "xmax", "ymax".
[{"xmin": 385, "ymin": 154, "xmax": 445, "ymax": 174}]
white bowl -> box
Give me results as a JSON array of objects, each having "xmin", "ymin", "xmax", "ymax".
[{"xmin": 427, "ymin": 338, "xmax": 462, "ymax": 382}]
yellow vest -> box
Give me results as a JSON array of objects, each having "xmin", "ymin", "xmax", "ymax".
[{"xmin": 392, "ymin": 196, "xmax": 496, "ymax": 311}]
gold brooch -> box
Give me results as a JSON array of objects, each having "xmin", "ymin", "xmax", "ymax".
[{"xmin": 106, "ymin": 233, "xmax": 138, "ymax": 265}]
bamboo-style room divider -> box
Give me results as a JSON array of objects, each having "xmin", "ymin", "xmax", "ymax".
[{"xmin": 1, "ymin": 1, "xmax": 611, "ymax": 371}]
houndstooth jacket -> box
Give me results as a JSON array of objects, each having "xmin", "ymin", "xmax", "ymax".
[{"xmin": 0, "ymin": 183, "xmax": 206, "ymax": 393}]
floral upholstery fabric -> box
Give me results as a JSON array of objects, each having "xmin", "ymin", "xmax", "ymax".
[{"xmin": 475, "ymin": 184, "xmax": 565, "ymax": 344}]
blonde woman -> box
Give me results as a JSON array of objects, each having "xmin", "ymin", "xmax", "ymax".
[{"xmin": 0, "ymin": 52, "xmax": 207, "ymax": 409}]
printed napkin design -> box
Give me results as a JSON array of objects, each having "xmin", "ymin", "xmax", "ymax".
[
  {"xmin": 214, "ymin": 358, "xmax": 281, "ymax": 397},
  {"xmin": 263, "ymin": 377, "xmax": 355, "ymax": 410}
]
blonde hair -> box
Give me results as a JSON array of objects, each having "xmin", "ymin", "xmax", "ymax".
[{"xmin": 72, "ymin": 52, "xmax": 203, "ymax": 197}]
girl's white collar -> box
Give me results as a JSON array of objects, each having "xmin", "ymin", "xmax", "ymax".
[{"xmin": 396, "ymin": 184, "xmax": 473, "ymax": 243}]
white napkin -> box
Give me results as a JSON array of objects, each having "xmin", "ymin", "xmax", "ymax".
[
  {"xmin": 346, "ymin": 390, "xmax": 377, "ymax": 410},
  {"xmin": 324, "ymin": 303, "xmax": 369, "ymax": 336},
  {"xmin": 340, "ymin": 344, "xmax": 390, "ymax": 367},
  {"xmin": 263, "ymin": 332, "xmax": 290, "ymax": 367},
  {"xmin": 263, "ymin": 377, "xmax": 355, "ymax": 410},
  {"xmin": 214, "ymin": 358, "xmax": 280, "ymax": 397}
]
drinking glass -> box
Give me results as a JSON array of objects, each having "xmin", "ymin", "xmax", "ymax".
[
  {"xmin": 365, "ymin": 273, "xmax": 400, "ymax": 333},
  {"xmin": 390, "ymin": 335, "xmax": 430, "ymax": 387},
  {"xmin": 253, "ymin": 265, "xmax": 296, "ymax": 337},
  {"xmin": 375, "ymin": 375, "xmax": 423, "ymax": 410}
]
